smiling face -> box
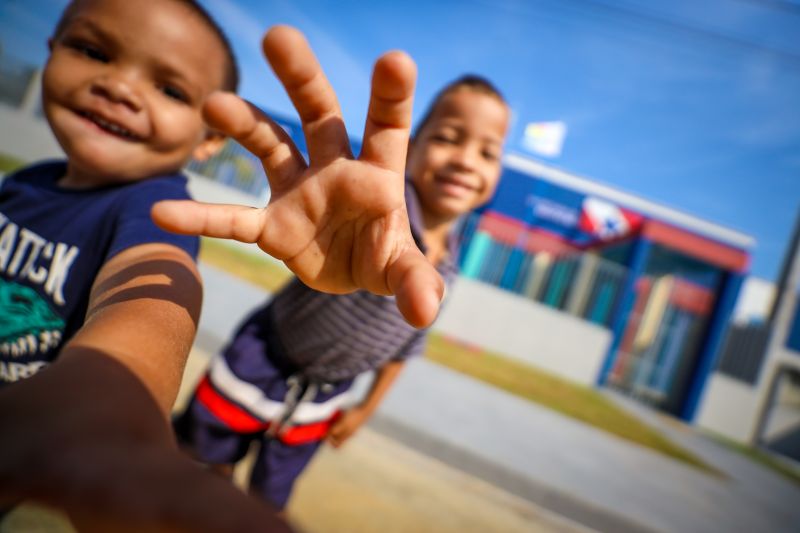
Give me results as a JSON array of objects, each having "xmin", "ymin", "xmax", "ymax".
[
  {"xmin": 407, "ymin": 88, "xmax": 509, "ymax": 224},
  {"xmin": 42, "ymin": 0, "xmax": 228, "ymax": 187}
]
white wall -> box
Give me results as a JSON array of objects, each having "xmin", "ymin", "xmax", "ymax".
[
  {"xmin": 695, "ymin": 373, "xmax": 760, "ymax": 442},
  {"xmin": 186, "ymin": 170, "xmax": 264, "ymax": 208},
  {"xmin": 435, "ymin": 277, "xmax": 612, "ymax": 385},
  {"xmin": 732, "ymin": 276, "xmax": 775, "ymax": 325},
  {"xmin": 0, "ymin": 104, "xmax": 63, "ymax": 163}
]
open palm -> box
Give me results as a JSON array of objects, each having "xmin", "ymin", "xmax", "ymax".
[{"xmin": 152, "ymin": 26, "xmax": 443, "ymax": 328}]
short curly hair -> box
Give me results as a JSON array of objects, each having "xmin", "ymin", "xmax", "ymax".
[{"xmin": 412, "ymin": 75, "xmax": 506, "ymax": 140}]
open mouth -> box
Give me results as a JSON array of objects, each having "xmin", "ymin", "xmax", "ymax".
[{"xmin": 77, "ymin": 110, "xmax": 142, "ymax": 141}]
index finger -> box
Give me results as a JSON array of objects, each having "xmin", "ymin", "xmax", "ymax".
[{"xmin": 359, "ymin": 51, "xmax": 417, "ymax": 173}]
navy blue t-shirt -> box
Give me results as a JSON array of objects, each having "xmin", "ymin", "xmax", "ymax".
[{"xmin": 0, "ymin": 160, "xmax": 199, "ymax": 384}]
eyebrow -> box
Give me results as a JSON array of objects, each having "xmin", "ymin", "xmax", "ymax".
[
  {"xmin": 435, "ymin": 120, "xmax": 505, "ymax": 145},
  {"xmin": 60, "ymin": 16, "xmax": 113, "ymax": 43}
]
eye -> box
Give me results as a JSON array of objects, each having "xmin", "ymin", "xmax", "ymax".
[
  {"xmin": 431, "ymin": 133, "xmax": 458, "ymax": 144},
  {"xmin": 65, "ymin": 39, "xmax": 109, "ymax": 63},
  {"xmin": 160, "ymin": 84, "xmax": 188, "ymax": 103},
  {"xmin": 482, "ymin": 150, "xmax": 500, "ymax": 162}
]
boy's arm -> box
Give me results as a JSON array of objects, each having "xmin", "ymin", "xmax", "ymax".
[
  {"xmin": 152, "ymin": 26, "xmax": 443, "ymax": 329},
  {"xmin": 0, "ymin": 243, "xmax": 290, "ymax": 532},
  {"xmin": 326, "ymin": 359, "xmax": 406, "ymax": 448}
]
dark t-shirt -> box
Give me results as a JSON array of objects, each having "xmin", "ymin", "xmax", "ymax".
[{"xmin": 0, "ymin": 160, "xmax": 199, "ymax": 384}]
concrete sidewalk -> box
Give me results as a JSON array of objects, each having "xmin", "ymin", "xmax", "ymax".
[{"xmin": 198, "ymin": 263, "xmax": 800, "ymax": 533}]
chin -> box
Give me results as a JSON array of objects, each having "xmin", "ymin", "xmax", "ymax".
[
  {"xmin": 445, "ymin": 195, "xmax": 479, "ymax": 213},
  {"xmin": 67, "ymin": 153, "xmax": 146, "ymax": 183},
  {"xmin": 434, "ymin": 203, "xmax": 471, "ymax": 220}
]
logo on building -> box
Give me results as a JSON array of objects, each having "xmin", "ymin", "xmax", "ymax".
[
  {"xmin": 525, "ymin": 195, "xmax": 579, "ymax": 228},
  {"xmin": 578, "ymin": 197, "xmax": 642, "ymax": 240}
]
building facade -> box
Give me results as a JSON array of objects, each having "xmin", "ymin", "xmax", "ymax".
[{"xmin": 458, "ymin": 154, "xmax": 753, "ymax": 421}]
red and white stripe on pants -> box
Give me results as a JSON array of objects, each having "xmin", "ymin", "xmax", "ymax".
[{"xmin": 196, "ymin": 357, "xmax": 353, "ymax": 445}]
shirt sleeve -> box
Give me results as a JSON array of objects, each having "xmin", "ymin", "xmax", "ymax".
[
  {"xmin": 391, "ymin": 330, "xmax": 428, "ymax": 362},
  {"xmin": 106, "ymin": 176, "xmax": 200, "ymax": 261}
]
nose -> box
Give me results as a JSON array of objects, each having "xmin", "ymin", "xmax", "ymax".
[
  {"xmin": 91, "ymin": 71, "xmax": 143, "ymax": 112},
  {"xmin": 451, "ymin": 143, "xmax": 480, "ymax": 171}
]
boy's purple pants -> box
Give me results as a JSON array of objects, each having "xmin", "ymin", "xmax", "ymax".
[{"xmin": 173, "ymin": 314, "xmax": 353, "ymax": 509}]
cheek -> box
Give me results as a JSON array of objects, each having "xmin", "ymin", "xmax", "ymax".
[
  {"xmin": 152, "ymin": 107, "xmax": 206, "ymax": 148},
  {"xmin": 476, "ymin": 167, "xmax": 503, "ymax": 202},
  {"xmin": 42, "ymin": 54, "xmax": 86, "ymax": 97},
  {"xmin": 41, "ymin": 64, "xmax": 67, "ymax": 107},
  {"xmin": 484, "ymin": 169, "xmax": 502, "ymax": 194},
  {"xmin": 411, "ymin": 151, "xmax": 448, "ymax": 182},
  {"xmin": 407, "ymin": 151, "xmax": 433, "ymax": 183},
  {"xmin": 40, "ymin": 67, "xmax": 74, "ymax": 133}
]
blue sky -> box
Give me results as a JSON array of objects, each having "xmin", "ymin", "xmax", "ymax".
[{"xmin": 1, "ymin": 0, "xmax": 798, "ymax": 281}]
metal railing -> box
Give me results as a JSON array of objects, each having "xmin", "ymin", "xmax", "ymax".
[
  {"xmin": 716, "ymin": 323, "xmax": 770, "ymax": 385},
  {"xmin": 186, "ymin": 140, "xmax": 269, "ymax": 200}
]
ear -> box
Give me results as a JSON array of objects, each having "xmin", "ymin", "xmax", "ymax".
[{"xmin": 192, "ymin": 130, "xmax": 226, "ymax": 161}]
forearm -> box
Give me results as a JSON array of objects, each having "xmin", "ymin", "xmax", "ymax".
[
  {"xmin": 0, "ymin": 349, "xmax": 173, "ymax": 500},
  {"xmin": 0, "ymin": 352, "xmax": 290, "ymax": 532},
  {"xmin": 73, "ymin": 243, "xmax": 202, "ymax": 414},
  {"xmin": 68, "ymin": 298, "xmax": 195, "ymax": 416},
  {"xmin": 358, "ymin": 359, "xmax": 405, "ymax": 417},
  {"xmin": 0, "ymin": 242, "xmax": 201, "ymax": 495}
]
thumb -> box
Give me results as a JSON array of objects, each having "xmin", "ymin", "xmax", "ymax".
[
  {"xmin": 387, "ymin": 248, "xmax": 444, "ymax": 328},
  {"xmin": 151, "ymin": 200, "xmax": 265, "ymax": 243}
]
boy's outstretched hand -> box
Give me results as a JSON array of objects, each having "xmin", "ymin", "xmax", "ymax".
[{"xmin": 152, "ymin": 26, "xmax": 443, "ymax": 328}]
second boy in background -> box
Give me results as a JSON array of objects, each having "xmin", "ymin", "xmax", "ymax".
[{"xmin": 173, "ymin": 75, "xmax": 511, "ymax": 511}]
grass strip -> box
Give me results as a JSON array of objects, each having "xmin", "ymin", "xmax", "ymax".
[
  {"xmin": 0, "ymin": 153, "xmax": 25, "ymax": 173},
  {"xmin": 708, "ymin": 432, "xmax": 800, "ymax": 486},
  {"xmin": 199, "ymin": 237, "xmax": 293, "ymax": 293},
  {"xmin": 425, "ymin": 332, "xmax": 716, "ymax": 473}
]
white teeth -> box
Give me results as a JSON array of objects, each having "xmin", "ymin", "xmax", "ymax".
[{"xmin": 81, "ymin": 111, "xmax": 138, "ymax": 140}]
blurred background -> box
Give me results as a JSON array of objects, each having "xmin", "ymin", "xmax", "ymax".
[{"xmin": 1, "ymin": 1, "xmax": 799, "ymax": 532}]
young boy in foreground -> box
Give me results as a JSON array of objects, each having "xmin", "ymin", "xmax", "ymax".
[{"xmin": 0, "ymin": 0, "xmax": 441, "ymax": 530}]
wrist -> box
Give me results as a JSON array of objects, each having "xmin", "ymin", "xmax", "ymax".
[{"xmin": 351, "ymin": 404, "xmax": 373, "ymax": 419}]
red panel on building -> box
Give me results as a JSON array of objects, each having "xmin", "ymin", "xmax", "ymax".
[
  {"xmin": 479, "ymin": 211, "xmax": 578, "ymax": 255},
  {"xmin": 642, "ymin": 220, "xmax": 749, "ymax": 272}
]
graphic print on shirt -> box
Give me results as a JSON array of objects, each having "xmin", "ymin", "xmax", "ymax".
[{"xmin": 0, "ymin": 214, "xmax": 78, "ymax": 383}]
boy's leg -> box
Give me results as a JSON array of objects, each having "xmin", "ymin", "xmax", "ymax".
[
  {"xmin": 247, "ymin": 377, "xmax": 355, "ymax": 509},
  {"xmin": 172, "ymin": 394, "xmax": 256, "ymax": 469},
  {"xmin": 249, "ymin": 437, "xmax": 322, "ymax": 510}
]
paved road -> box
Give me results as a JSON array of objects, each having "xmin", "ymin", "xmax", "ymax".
[{"xmin": 199, "ymin": 263, "xmax": 800, "ymax": 533}]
